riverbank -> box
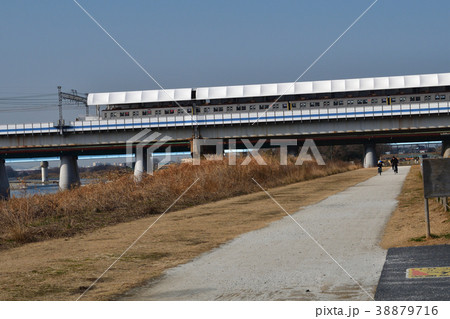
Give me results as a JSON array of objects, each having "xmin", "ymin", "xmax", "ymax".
[
  {"xmin": 0, "ymin": 157, "xmax": 360, "ymax": 250},
  {"xmin": 0, "ymin": 167, "xmax": 376, "ymax": 300}
]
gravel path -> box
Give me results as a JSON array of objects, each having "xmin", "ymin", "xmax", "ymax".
[{"xmin": 122, "ymin": 166, "xmax": 410, "ymax": 301}]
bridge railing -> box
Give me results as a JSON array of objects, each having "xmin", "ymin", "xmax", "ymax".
[{"xmin": 0, "ymin": 101, "xmax": 449, "ymax": 136}]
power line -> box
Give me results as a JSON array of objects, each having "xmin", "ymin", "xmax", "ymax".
[{"xmin": 0, "ymin": 93, "xmax": 55, "ymax": 100}]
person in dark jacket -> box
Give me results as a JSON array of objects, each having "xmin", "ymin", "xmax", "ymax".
[
  {"xmin": 391, "ymin": 156, "xmax": 399, "ymax": 174},
  {"xmin": 377, "ymin": 160, "xmax": 383, "ymax": 175}
]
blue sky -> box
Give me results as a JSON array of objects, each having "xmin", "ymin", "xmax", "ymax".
[{"xmin": 1, "ymin": 0, "xmax": 450, "ymax": 124}]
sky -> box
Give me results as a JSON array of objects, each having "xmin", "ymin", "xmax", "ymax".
[{"xmin": 1, "ymin": 0, "xmax": 450, "ymax": 125}]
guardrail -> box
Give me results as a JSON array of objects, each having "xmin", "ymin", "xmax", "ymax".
[{"xmin": 1, "ymin": 102, "xmax": 449, "ymax": 136}]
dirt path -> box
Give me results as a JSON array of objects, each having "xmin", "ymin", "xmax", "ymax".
[
  {"xmin": 0, "ymin": 169, "xmax": 375, "ymax": 300},
  {"xmin": 121, "ymin": 167, "xmax": 410, "ymax": 301}
]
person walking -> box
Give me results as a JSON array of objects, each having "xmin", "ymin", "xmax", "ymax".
[{"xmin": 391, "ymin": 156, "xmax": 399, "ymax": 174}]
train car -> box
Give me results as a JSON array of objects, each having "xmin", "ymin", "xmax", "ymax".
[{"xmin": 86, "ymin": 72, "xmax": 450, "ymax": 120}]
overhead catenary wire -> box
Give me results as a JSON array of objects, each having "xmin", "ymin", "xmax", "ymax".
[
  {"xmin": 0, "ymin": 93, "xmax": 56, "ymax": 100},
  {"xmin": 0, "ymin": 106, "xmax": 82, "ymax": 113}
]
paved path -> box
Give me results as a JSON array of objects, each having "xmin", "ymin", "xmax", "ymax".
[
  {"xmin": 375, "ymin": 245, "xmax": 450, "ymax": 301},
  {"xmin": 121, "ymin": 166, "xmax": 410, "ymax": 301}
]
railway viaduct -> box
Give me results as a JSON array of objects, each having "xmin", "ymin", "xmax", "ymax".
[{"xmin": 1, "ymin": 101, "xmax": 450, "ymax": 199}]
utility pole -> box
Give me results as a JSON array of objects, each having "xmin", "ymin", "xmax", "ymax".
[
  {"xmin": 58, "ymin": 86, "xmax": 63, "ymax": 135},
  {"xmin": 57, "ymin": 86, "xmax": 88, "ymax": 135}
]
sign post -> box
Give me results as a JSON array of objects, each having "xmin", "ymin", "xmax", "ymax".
[
  {"xmin": 422, "ymin": 158, "xmax": 450, "ymax": 238},
  {"xmin": 424, "ymin": 198, "xmax": 431, "ymax": 238}
]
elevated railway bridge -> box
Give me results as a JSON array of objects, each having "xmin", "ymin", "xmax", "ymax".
[{"xmin": 1, "ymin": 72, "xmax": 450, "ymax": 199}]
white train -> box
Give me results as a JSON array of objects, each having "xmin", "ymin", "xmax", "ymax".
[{"xmin": 86, "ymin": 72, "xmax": 450, "ymax": 120}]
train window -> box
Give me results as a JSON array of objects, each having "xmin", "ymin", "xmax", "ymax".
[
  {"xmin": 310, "ymin": 102, "xmax": 315, "ymax": 107},
  {"xmin": 390, "ymin": 98, "xmax": 395, "ymax": 103},
  {"xmin": 241, "ymin": 106, "xmax": 247, "ymax": 111},
  {"xmin": 371, "ymin": 98, "xmax": 378, "ymax": 104},
  {"xmin": 416, "ymin": 97, "xmax": 421, "ymax": 101},
  {"xmin": 399, "ymin": 97, "xmax": 406, "ymax": 102},
  {"xmin": 227, "ymin": 106, "xmax": 233, "ymax": 111},
  {"xmin": 333, "ymin": 100, "xmax": 343, "ymax": 106},
  {"xmin": 142, "ymin": 111, "xmax": 148, "ymax": 116},
  {"xmin": 187, "ymin": 108, "xmax": 192, "ymax": 113},
  {"xmin": 347, "ymin": 100, "xmax": 354, "ymax": 105},
  {"xmin": 381, "ymin": 98, "xmax": 386, "ymax": 104},
  {"xmin": 272, "ymin": 104, "xmax": 279, "ymax": 109},
  {"xmin": 196, "ymin": 108, "xmax": 201, "ymax": 113},
  {"xmin": 170, "ymin": 110, "xmax": 174, "ymax": 114},
  {"xmin": 164, "ymin": 110, "xmax": 170, "ymax": 114},
  {"xmin": 291, "ymin": 103, "xmax": 296, "ymax": 108},
  {"xmin": 110, "ymin": 112, "xmax": 117, "ymax": 118},
  {"xmin": 309, "ymin": 102, "xmax": 320, "ymax": 107},
  {"xmin": 425, "ymin": 95, "xmax": 431, "ymax": 101},
  {"xmin": 323, "ymin": 101, "xmax": 330, "ymax": 106},
  {"xmin": 204, "ymin": 107, "xmax": 210, "ymax": 113},
  {"xmin": 250, "ymin": 105, "xmax": 256, "ymax": 110},
  {"xmin": 236, "ymin": 106, "xmax": 241, "ymax": 111},
  {"xmin": 132, "ymin": 111, "xmax": 139, "ymax": 116},
  {"xmin": 300, "ymin": 102, "xmax": 306, "ymax": 107},
  {"xmin": 259, "ymin": 105, "xmax": 265, "ymax": 110},
  {"xmin": 177, "ymin": 109, "xmax": 183, "ymax": 114},
  {"xmin": 282, "ymin": 103, "xmax": 288, "ymax": 109},
  {"xmin": 213, "ymin": 107, "xmax": 219, "ymax": 112},
  {"xmin": 435, "ymin": 95, "xmax": 441, "ymax": 100},
  {"xmin": 119, "ymin": 112, "xmax": 130, "ymax": 117},
  {"xmin": 440, "ymin": 95, "xmax": 446, "ymax": 100}
]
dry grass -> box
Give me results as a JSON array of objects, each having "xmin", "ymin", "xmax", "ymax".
[
  {"xmin": 0, "ymin": 167, "xmax": 375, "ymax": 300},
  {"xmin": 381, "ymin": 165, "xmax": 450, "ymax": 248},
  {"xmin": 0, "ymin": 156, "xmax": 359, "ymax": 250}
]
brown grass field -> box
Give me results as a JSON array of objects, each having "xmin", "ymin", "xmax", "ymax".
[
  {"xmin": 0, "ymin": 156, "xmax": 359, "ymax": 250},
  {"xmin": 0, "ymin": 159, "xmax": 376, "ymax": 300},
  {"xmin": 381, "ymin": 165, "xmax": 450, "ymax": 248}
]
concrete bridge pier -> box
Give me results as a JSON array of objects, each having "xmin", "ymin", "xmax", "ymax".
[
  {"xmin": 40, "ymin": 161, "xmax": 49, "ymax": 184},
  {"xmin": 134, "ymin": 148, "xmax": 148, "ymax": 182},
  {"xmin": 363, "ymin": 143, "xmax": 377, "ymax": 168},
  {"xmin": 443, "ymin": 140, "xmax": 450, "ymax": 158},
  {"xmin": 59, "ymin": 155, "xmax": 80, "ymax": 190},
  {"xmin": 0, "ymin": 159, "xmax": 10, "ymax": 200}
]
